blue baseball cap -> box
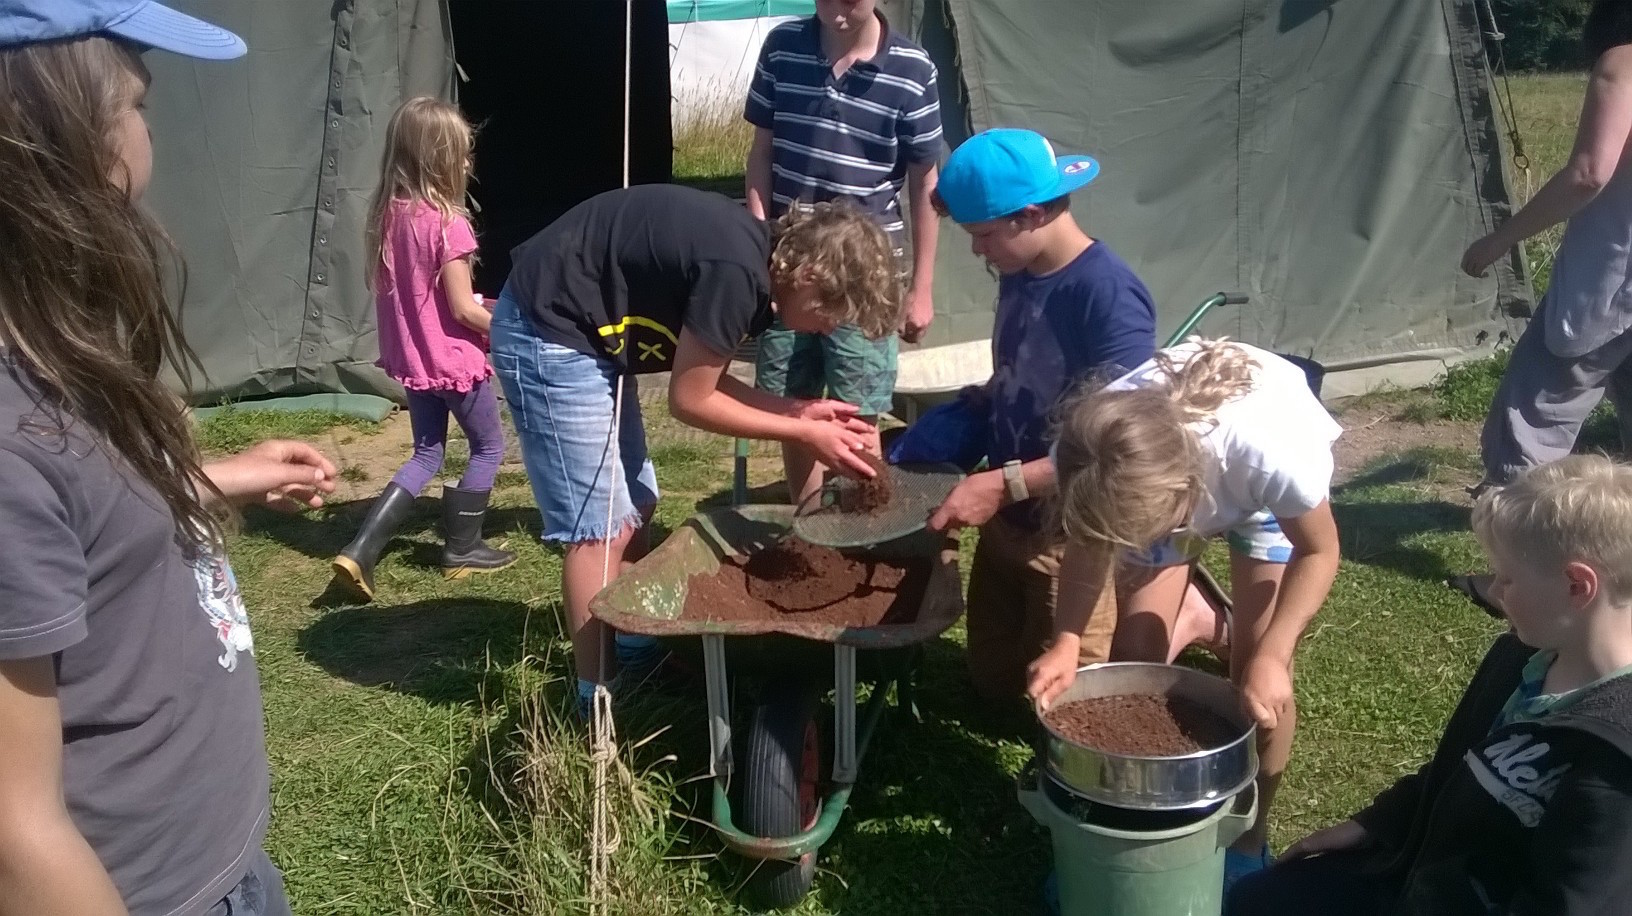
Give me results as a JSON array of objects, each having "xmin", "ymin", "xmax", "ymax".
[
  {"xmin": 0, "ymin": 0, "xmax": 245, "ymax": 59},
  {"xmin": 936, "ymin": 128, "xmax": 1100, "ymax": 224}
]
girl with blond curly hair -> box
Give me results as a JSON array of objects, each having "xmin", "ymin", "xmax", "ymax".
[{"xmin": 1029, "ymin": 339, "xmax": 1343, "ymax": 888}]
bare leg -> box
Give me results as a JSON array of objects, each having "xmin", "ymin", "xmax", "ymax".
[
  {"xmin": 562, "ymin": 523, "xmax": 639, "ymax": 683},
  {"xmin": 1168, "ymin": 580, "xmax": 1231, "ymax": 664},
  {"xmin": 1228, "ymin": 550, "xmax": 1293, "ymax": 855},
  {"xmin": 620, "ymin": 503, "xmax": 658, "ymax": 572},
  {"xmin": 782, "ymin": 441, "xmax": 826, "ymax": 507},
  {"xmin": 1109, "ymin": 563, "xmax": 1190, "ymax": 662}
]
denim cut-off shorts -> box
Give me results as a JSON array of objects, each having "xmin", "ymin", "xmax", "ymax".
[
  {"xmin": 489, "ymin": 288, "xmax": 659, "ymax": 543},
  {"xmin": 1124, "ymin": 510, "xmax": 1294, "ymax": 567}
]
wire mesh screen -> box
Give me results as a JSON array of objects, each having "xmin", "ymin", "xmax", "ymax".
[{"xmin": 791, "ymin": 463, "xmax": 965, "ymax": 548}]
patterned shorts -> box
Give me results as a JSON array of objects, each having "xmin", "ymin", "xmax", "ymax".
[
  {"xmin": 1124, "ymin": 511, "xmax": 1295, "ymax": 567},
  {"xmin": 753, "ymin": 320, "xmax": 899, "ymax": 416}
]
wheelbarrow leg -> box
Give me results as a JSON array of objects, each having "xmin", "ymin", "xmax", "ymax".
[
  {"xmin": 833, "ymin": 645, "xmax": 858, "ymax": 784},
  {"xmin": 703, "ymin": 634, "xmax": 732, "ymax": 778},
  {"xmin": 895, "ymin": 647, "xmax": 922, "ymax": 725}
]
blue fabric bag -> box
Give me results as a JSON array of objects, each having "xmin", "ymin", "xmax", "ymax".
[{"xmin": 887, "ymin": 395, "xmax": 989, "ymax": 471}]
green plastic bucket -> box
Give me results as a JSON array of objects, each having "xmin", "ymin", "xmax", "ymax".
[{"xmin": 1020, "ymin": 775, "xmax": 1257, "ymax": 916}]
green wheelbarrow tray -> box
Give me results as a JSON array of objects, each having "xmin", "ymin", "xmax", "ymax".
[
  {"xmin": 588, "ymin": 504, "xmax": 964, "ymax": 650},
  {"xmin": 588, "ymin": 505, "xmax": 965, "ymax": 873}
]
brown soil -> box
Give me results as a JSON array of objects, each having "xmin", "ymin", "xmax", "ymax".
[
  {"xmin": 839, "ymin": 452, "xmax": 893, "ymax": 514},
  {"xmin": 1045, "ymin": 694, "xmax": 1240, "ymax": 757},
  {"xmin": 680, "ymin": 537, "xmax": 927, "ymax": 627}
]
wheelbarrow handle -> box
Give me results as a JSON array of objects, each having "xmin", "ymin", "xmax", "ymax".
[{"xmin": 1165, "ymin": 291, "xmax": 1249, "ymax": 347}]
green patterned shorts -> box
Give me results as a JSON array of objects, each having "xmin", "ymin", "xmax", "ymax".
[{"xmin": 753, "ymin": 319, "xmax": 898, "ymax": 416}]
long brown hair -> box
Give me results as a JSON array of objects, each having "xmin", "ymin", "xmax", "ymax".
[
  {"xmin": 1053, "ymin": 340, "xmax": 1259, "ymax": 550},
  {"xmin": 364, "ymin": 96, "xmax": 474, "ymax": 291},
  {"xmin": 0, "ymin": 36, "xmax": 222, "ymax": 543}
]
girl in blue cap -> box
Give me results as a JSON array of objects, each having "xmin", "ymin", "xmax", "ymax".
[{"xmin": 0, "ymin": 3, "xmax": 328, "ymax": 914}]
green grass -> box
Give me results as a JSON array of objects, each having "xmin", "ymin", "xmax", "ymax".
[
  {"xmin": 672, "ymin": 83, "xmax": 752, "ymax": 197},
  {"xmin": 225, "ymin": 394, "xmax": 1514, "ymax": 914},
  {"xmin": 196, "ymin": 406, "xmax": 376, "ymax": 453}
]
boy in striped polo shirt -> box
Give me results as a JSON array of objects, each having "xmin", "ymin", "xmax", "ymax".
[{"xmin": 745, "ymin": 0, "xmax": 943, "ymax": 505}]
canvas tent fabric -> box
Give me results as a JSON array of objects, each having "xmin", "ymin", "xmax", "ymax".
[
  {"xmin": 886, "ymin": 0, "xmax": 1531, "ymax": 397},
  {"xmin": 144, "ymin": 0, "xmax": 1527, "ymax": 404},
  {"xmin": 144, "ymin": 0, "xmax": 453, "ymax": 402},
  {"xmin": 145, "ymin": 0, "xmax": 670, "ymax": 404}
]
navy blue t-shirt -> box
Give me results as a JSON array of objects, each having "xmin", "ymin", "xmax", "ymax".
[{"xmin": 987, "ymin": 241, "xmax": 1156, "ymax": 526}]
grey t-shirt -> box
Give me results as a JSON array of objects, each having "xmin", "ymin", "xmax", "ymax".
[{"xmin": 0, "ymin": 367, "xmax": 269, "ymax": 916}]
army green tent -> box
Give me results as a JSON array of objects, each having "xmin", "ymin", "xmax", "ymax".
[{"xmin": 145, "ymin": 0, "xmax": 1528, "ymax": 404}]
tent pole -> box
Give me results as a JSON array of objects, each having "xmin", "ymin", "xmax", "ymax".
[{"xmin": 623, "ymin": 0, "xmax": 633, "ymax": 190}]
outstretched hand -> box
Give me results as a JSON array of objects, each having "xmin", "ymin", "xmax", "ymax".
[{"xmin": 204, "ymin": 439, "xmax": 338, "ymax": 512}]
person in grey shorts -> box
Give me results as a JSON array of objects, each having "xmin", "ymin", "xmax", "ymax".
[{"xmin": 1463, "ymin": 1, "xmax": 1632, "ymax": 489}]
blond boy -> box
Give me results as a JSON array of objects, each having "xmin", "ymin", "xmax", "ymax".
[{"xmin": 1228, "ymin": 454, "xmax": 1632, "ymax": 916}]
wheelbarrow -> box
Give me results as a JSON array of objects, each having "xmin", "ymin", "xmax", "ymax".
[{"xmin": 588, "ymin": 505, "xmax": 965, "ymax": 909}]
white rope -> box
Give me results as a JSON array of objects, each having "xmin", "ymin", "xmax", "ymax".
[{"xmin": 589, "ymin": 3, "xmax": 636, "ymax": 911}]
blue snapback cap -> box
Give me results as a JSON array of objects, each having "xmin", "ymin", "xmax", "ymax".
[
  {"xmin": 937, "ymin": 128, "xmax": 1100, "ymax": 224},
  {"xmin": 0, "ymin": 0, "xmax": 245, "ymax": 59}
]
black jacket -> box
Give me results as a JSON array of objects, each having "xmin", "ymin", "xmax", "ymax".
[{"xmin": 1351, "ymin": 633, "xmax": 1632, "ymax": 915}]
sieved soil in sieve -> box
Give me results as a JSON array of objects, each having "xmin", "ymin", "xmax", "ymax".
[
  {"xmin": 1044, "ymin": 694, "xmax": 1241, "ymax": 756},
  {"xmin": 680, "ymin": 536, "xmax": 927, "ymax": 627}
]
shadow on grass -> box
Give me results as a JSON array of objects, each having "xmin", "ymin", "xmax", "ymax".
[
  {"xmin": 1328, "ymin": 449, "xmax": 1477, "ymax": 584},
  {"xmin": 1331, "ymin": 500, "xmax": 1472, "ymax": 584},
  {"xmin": 296, "ymin": 597, "xmax": 545, "ymax": 707},
  {"xmin": 695, "ymin": 480, "xmax": 791, "ymax": 512},
  {"xmin": 245, "ymin": 497, "xmax": 544, "ymax": 564}
]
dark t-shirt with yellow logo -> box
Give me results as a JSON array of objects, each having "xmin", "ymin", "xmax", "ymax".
[{"xmin": 506, "ymin": 184, "xmax": 776, "ymax": 373}]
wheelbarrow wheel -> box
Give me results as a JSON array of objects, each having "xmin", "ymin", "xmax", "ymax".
[{"xmin": 740, "ymin": 682, "xmax": 825, "ymax": 910}]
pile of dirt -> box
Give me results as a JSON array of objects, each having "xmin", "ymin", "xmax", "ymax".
[
  {"xmin": 1044, "ymin": 694, "xmax": 1239, "ymax": 757},
  {"xmin": 681, "ymin": 536, "xmax": 926, "ymax": 627},
  {"xmin": 839, "ymin": 452, "xmax": 893, "ymax": 514}
]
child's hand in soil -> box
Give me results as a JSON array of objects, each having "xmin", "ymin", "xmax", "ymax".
[
  {"xmin": 1026, "ymin": 635, "xmax": 1082, "ymax": 710},
  {"xmin": 1280, "ymin": 820, "xmax": 1370, "ymax": 862},
  {"xmin": 801, "ymin": 418, "xmax": 878, "ymax": 479},
  {"xmin": 927, "ymin": 468, "xmax": 1004, "ymax": 532}
]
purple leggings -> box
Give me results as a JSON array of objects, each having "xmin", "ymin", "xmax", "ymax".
[{"xmin": 389, "ymin": 377, "xmax": 505, "ymax": 495}]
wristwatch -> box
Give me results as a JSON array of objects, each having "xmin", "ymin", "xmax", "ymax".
[{"xmin": 1002, "ymin": 459, "xmax": 1029, "ymax": 503}]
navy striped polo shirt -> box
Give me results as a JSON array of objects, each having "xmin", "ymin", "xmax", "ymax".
[{"xmin": 745, "ymin": 16, "xmax": 943, "ymax": 245}]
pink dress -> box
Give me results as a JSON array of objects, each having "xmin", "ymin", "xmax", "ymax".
[{"xmin": 374, "ymin": 198, "xmax": 492, "ymax": 392}]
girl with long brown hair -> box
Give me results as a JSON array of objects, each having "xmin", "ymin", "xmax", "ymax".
[
  {"xmin": 1028, "ymin": 339, "xmax": 1342, "ymax": 889},
  {"xmin": 331, "ymin": 96, "xmax": 513, "ymax": 602},
  {"xmin": 0, "ymin": 3, "xmax": 335, "ymax": 914}
]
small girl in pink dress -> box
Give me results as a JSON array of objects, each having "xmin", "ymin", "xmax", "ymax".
[{"xmin": 331, "ymin": 97, "xmax": 513, "ymax": 601}]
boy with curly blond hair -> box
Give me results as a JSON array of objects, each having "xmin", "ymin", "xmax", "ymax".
[{"xmin": 491, "ymin": 184, "xmax": 901, "ymax": 714}]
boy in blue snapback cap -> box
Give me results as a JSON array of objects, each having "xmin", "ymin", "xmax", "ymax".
[
  {"xmin": 923, "ymin": 128, "xmax": 1156, "ymax": 700},
  {"xmin": 0, "ymin": 3, "xmax": 309, "ymax": 916}
]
